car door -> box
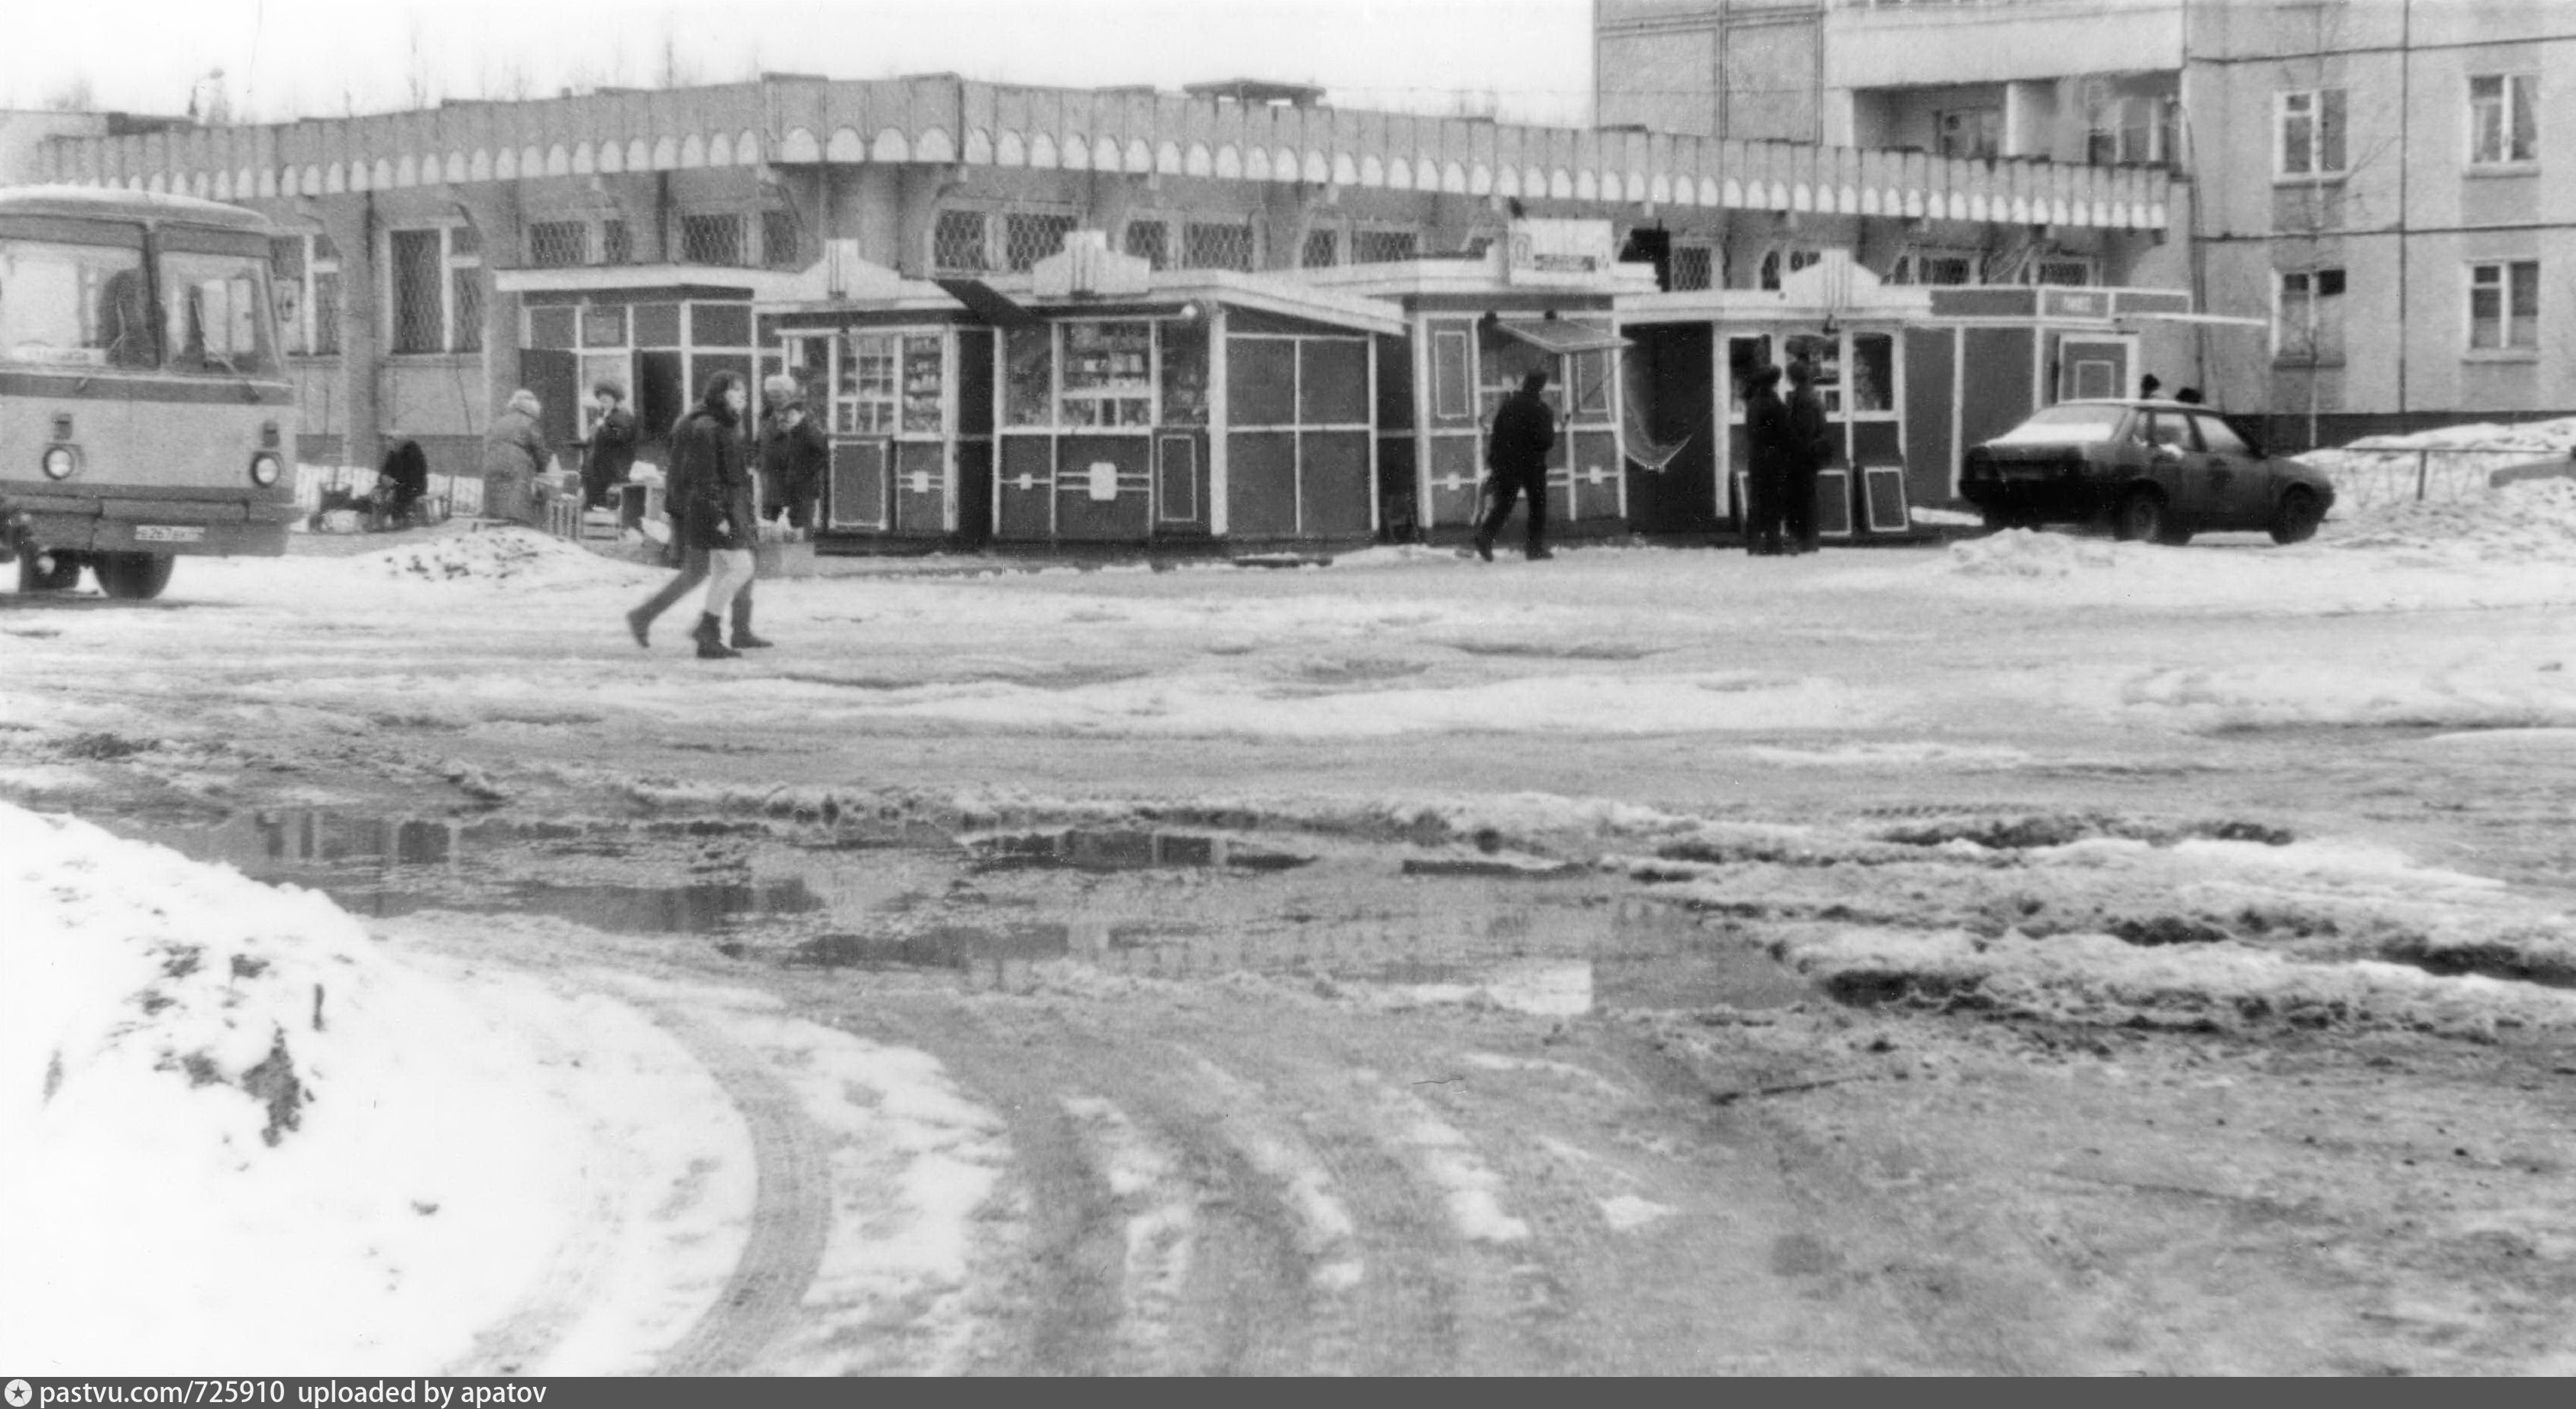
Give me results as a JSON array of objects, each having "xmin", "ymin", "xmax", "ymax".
[
  {"xmin": 2140, "ymin": 410, "xmax": 2216, "ymax": 516},
  {"xmin": 2190, "ymin": 412, "xmax": 2274, "ymax": 528}
]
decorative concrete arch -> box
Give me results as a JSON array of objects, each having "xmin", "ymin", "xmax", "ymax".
[
  {"xmin": 1550, "ymin": 168, "xmax": 1573, "ymax": 200},
  {"xmin": 1721, "ymin": 178, "xmax": 1743, "ymax": 208},
  {"xmin": 680, "ymin": 134, "xmax": 708, "ymax": 167},
  {"xmin": 1472, "ymin": 163, "xmax": 1494, "ymax": 196},
  {"xmin": 146, "ymin": 172, "xmax": 166, "ymax": 193},
  {"xmin": 625, "ymin": 139, "xmax": 651, "ymax": 170},
  {"xmin": 1359, "ymin": 154, "xmax": 1383, "ymax": 187},
  {"xmin": 2148, "ymin": 202, "xmax": 2167, "ymax": 228},
  {"xmin": 1700, "ymin": 176, "xmax": 1723, "ymax": 206},
  {"xmin": 1273, "ymin": 147, "xmax": 1298, "ymax": 183},
  {"xmin": 395, "ymin": 154, "xmax": 418, "ymax": 187},
  {"xmin": 2008, "ymin": 197, "xmax": 2030, "ymax": 224},
  {"xmin": 1496, "ymin": 166, "xmax": 1521, "ymax": 198},
  {"xmin": 1331, "ymin": 153, "xmax": 1357, "ymax": 186},
  {"xmin": 1155, "ymin": 140, "xmax": 1181, "ymax": 174},
  {"xmin": 304, "ymin": 164, "xmax": 325, "ymax": 194},
  {"xmin": 1061, "ymin": 134, "xmax": 1090, "ymax": 170},
  {"xmin": 2051, "ymin": 197, "xmax": 2071, "ymax": 225},
  {"xmin": 1386, "ymin": 157, "xmax": 1411, "ymax": 189},
  {"xmin": 1522, "ymin": 165, "xmax": 1546, "ymax": 199},
  {"xmin": 1899, "ymin": 190, "xmax": 1921, "ymax": 218},
  {"xmin": 781, "ymin": 128, "xmax": 821, "ymax": 163},
  {"xmin": 466, "ymin": 149, "xmax": 490, "ymax": 181},
  {"xmin": 1967, "ymin": 194, "xmax": 1988, "ymax": 222},
  {"xmin": 1665, "ymin": 174, "xmax": 1690, "ymax": 206},
  {"xmin": 370, "ymin": 159, "xmax": 392, "ymax": 189},
  {"xmin": 1215, "ymin": 144, "xmax": 1241, "ymax": 179},
  {"xmin": 1859, "ymin": 187, "xmax": 1881, "ymax": 216},
  {"xmin": 1304, "ymin": 150, "xmax": 1330, "ymax": 184},
  {"xmin": 963, "ymin": 128, "xmax": 992, "ymax": 163},
  {"xmin": 1246, "ymin": 147, "xmax": 1271, "ymax": 181},
  {"xmin": 257, "ymin": 168, "xmax": 278, "ymax": 197},
  {"xmin": 645, "ymin": 136, "xmax": 673, "ymax": 169},
  {"xmin": 916, "ymin": 128, "xmax": 955, "ymax": 163},
  {"xmin": 1837, "ymin": 184, "xmax": 1859, "ymax": 214},
  {"xmin": 1127, "ymin": 138, "xmax": 1153, "ymax": 173},
  {"xmin": 826, "ymin": 127, "xmax": 864, "ymax": 161},
  {"xmin": 567, "ymin": 142, "xmax": 591, "ymax": 176},
  {"xmin": 1029, "ymin": 132, "xmax": 1059, "ymax": 167},
  {"xmin": 1093, "ymin": 135, "xmax": 1120, "ymax": 170},
  {"xmin": 1181, "ymin": 141, "xmax": 1211, "ymax": 178},
  {"xmin": 1575, "ymin": 170, "xmax": 1596, "ymax": 200},
  {"xmin": 2094, "ymin": 200, "xmax": 2113, "ymax": 228},
  {"xmin": 213, "ymin": 170, "xmax": 234, "ymax": 199},
  {"xmin": 708, "ymin": 133, "xmax": 734, "ymax": 166},
  {"xmin": 325, "ymin": 163, "xmax": 347, "ymax": 193},
  {"xmin": 195, "ymin": 171, "xmax": 214, "ymax": 198},
  {"xmin": 738, "ymin": 130, "xmax": 762, "ymax": 165},
  {"xmin": 1766, "ymin": 181, "xmax": 1788, "ymax": 210},
  {"xmin": 495, "ymin": 148, "xmax": 519, "ymax": 179},
  {"xmin": 349, "ymin": 164, "xmax": 370, "ymax": 192},
  {"xmin": 997, "ymin": 130, "xmax": 1026, "ymax": 165},
  {"xmin": 1599, "ymin": 171, "xmax": 1620, "ymax": 202}
]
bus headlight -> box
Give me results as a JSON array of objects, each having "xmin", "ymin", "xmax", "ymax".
[
  {"xmin": 249, "ymin": 453, "xmax": 282, "ymax": 486},
  {"xmin": 41, "ymin": 446, "xmax": 78, "ymax": 480}
]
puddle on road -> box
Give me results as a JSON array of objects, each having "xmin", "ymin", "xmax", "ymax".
[{"xmin": 105, "ymin": 807, "xmax": 1818, "ymax": 1015}]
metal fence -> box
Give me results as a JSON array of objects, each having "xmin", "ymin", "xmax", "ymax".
[{"xmin": 2306, "ymin": 444, "xmax": 2576, "ymax": 513}]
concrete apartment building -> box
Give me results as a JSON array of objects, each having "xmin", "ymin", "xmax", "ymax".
[{"xmin": 1597, "ymin": 0, "xmax": 2574, "ymax": 445}]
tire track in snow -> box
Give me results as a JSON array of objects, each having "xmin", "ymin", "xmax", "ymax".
[{"xmin": 1059, "ymin": 1096, "xmax": 1198, "ymax": 1360}]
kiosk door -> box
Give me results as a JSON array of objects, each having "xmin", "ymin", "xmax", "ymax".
[
  {"xmin": 2056, "ymin": 337, "xmax": 2132, "ymax": 403},
  {"xmin": 827, "ymin": 439, "xmax": 892, "ymax": 531}
]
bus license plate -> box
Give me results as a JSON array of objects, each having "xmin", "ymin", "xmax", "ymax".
[{"xmin": 133, "ymin": 525, "xmax": 205, "ymax": 543}]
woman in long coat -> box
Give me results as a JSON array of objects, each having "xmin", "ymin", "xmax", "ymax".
[
  {"xmin": 666, "ymin": 373, "xmax": 761, "ymax": 658},
  {"xmin": 1740, "ymin": 364, "xmax": 1789, "ymax": 556},
  {"xmin": 480, "ymin": 388, "xmax": 548, "ymax": 525}
]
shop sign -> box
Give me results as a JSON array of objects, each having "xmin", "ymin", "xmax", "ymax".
[
  {"xmin": 2040, "ymin": 287, "xmax": 2111, "ymax": 321},
  {"xmin": 1506, "ymin": 219, "xmax": 1615, "ymax": 283}
]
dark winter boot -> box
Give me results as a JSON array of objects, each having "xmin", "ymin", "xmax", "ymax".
[
  {"xmin": 730, "ymin": 598, "xmax": 773, "ymax": 649},
  {"xmin": 692, "ymin": 613, "xmax": 739, "ymax": 660},
  {"xmin": 624, "ymin": 606, "xmax": 652, "ymax": 648}
]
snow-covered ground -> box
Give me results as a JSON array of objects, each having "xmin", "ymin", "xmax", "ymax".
[{"xmin": 9, "ymin": 429, "xmax": 2576, "ymax": 1373}]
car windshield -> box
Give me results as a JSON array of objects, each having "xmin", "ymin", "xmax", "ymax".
[
  {"xmin": 1989, "ymin": 405, "xmax": 2129, "ymax": 446},
  {"xmin": 161, "ymin": 250, "xmax": 279, "ymax": 377},
  {"xmin": 0, "ymin": 238, "xmax": 158, "ymax": 369}
]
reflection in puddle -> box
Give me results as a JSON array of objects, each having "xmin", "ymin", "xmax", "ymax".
[{"xmin": 968, "ymin": 828, "xmax": 1313, "ymax": 872}]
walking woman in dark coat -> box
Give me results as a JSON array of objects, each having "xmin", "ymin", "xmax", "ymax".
[
  {"xmin": 1740, "ymin": 364, "xmax": 1789, "ymax": 556},
  {"xmin": 1783, "ymin": 359, "xmax": 1835, "ymax": 554},
  {"xmin": 582, "ymin": 381, "xmax": 639, "ymax": 509},
  {"xmin": 623, "ymin": 372, "xmax": 771, "ymax": 658}
]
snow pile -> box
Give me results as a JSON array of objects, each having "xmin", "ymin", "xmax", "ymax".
[
  {"xmin": 0, "ymin": 803, "xmax": 589, "ymax": 1373},
  {"xmin": 1945, "ymin": 528, "xmax": 2124, "ymax": 578},
  {"xmin": 354, "ymin": 524, "xmax": 632, "ymax": 587},
  {"xmin": 2306, "ymin": 417, "xmax": 2576, "ymax": 510},
  {"xmin": 2327, "ymin": 477, "xmax": 2576, "ymax": 564}
]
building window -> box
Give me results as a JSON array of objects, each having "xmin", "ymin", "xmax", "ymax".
[
  {"xmin": 761, "ymin": 208, "xmax": 801, "ymax": 270},
  {"xmin": 1301, "ymin": 227, "xmax": 1340, "ymax": 269},
  {"xmin": 1124, "ymin": 219, "xmax": 1168, "ymax": 270},
  {"xmin": 2470, "ymin": 74, "xmax": 2538, "ymax": 165},
  {"xmin": 680, "ymin": 212, "xmax": 745, "ymax": 266},
  {"xmin": 2468, "ymin": 260, "xmax": 2539, "ymax": 351},
  {"xmin": 1351, "ymin": 228, "xmax": 1418, "ymax": 264},
  {"xmin": 312, "ymin": 266, "xmax": 340, "ymax": 355},
  {"xmin": 601, "ymin": 218, "xmax": 631, "ymax": 266},
  {"xmin": 388, "ymin": 225, "xmax": 480, "ymax": 354},
  {"xmin": 2277, "ymin": 89, "xmax": 2347, "ymax": 177},
  {"xmin": 1004, "ymin": 212, "xmax": 1079, "ymax": 272},
  {"xmin": 2087, "ymin": 95, "xmax": 2171, "ymax": 166},
  {"xmin": 2276, "ymin": 267, "xmax": 2345, "ymax": 363},
  {"xmin": 268, "ymin": 238, "xmax": 305, "ymax": 354},
  {"xmin": 1182, "ymin": 221, "xmax": 1255, "ymax": 272},
  {"xmin": 527, "ymin": 221, "xmax": 587, "ymax": 269},
  {"xmin": 1669, "ymin": 244, "xmax": 1716, "ymax": 292},
  {"xmin": 1935, "ymin": 108, "xmax": 2000, "ymax": 161},
  {"xmin": 2028, "ymin": 258, "xmax": 2094, "ymax": 287},
  {"xmin": 933, "ymin": 210, "xmax": 988, "ymax": 273}
]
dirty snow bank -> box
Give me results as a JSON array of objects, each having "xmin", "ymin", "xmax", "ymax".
[
  {"xmin": 0, "ymin": 803, "xmax": 720, "ymax": 1374},
  {"xmin": 2306, "ymin": 416, "xmax": 2576, "ymax": 510}
]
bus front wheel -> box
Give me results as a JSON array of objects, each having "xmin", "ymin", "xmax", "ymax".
[
  {"xmin": 18, "ymin": 551, "xmax": 84, "ymax": 593},
  {"xmin": 95, "ymin": 552, "xmax": 175, "ymax": 600}
]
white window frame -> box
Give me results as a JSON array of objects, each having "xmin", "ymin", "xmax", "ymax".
[
  {"xmin": 1934, "ymin": 106, "xmax": 2001, "ymax": 161},
  {"xmin": 2274, "ymin": 267, "xmax": 2346, "ymax": 364},
  {"xmin": 2468, "ymin": 73, "xmax": 2539, "ymax": 166},
  {"xmin": 273, "ymin": 232, "xmax": 343, "ymax": 357},
  {"xmin": 384, "ymin": 223, "xmax": 479, "ymax": 356},
  {"xmin": 2466, "ymin": 259, "xmax": 2540, "ymax": 354},
  {"xmin": 2276, "ymin": 89, "xmax": 2347, "ymax": 179}
]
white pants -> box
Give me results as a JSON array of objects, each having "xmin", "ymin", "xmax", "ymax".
[{"xmin": 702, "ymin": 548, "xmax": 755, "ymax": 621}]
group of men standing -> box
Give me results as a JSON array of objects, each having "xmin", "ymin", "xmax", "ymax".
[{"xmin": 1739, "ymin": 359, "xmax": 1833, "ymax": 557}]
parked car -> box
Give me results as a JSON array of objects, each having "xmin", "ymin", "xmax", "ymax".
[{"xmin": 1960, "ymin": 399, "xmax": 2335, "ymax": 545}]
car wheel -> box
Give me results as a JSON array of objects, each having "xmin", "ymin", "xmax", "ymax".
[
  {"xmin": 2270, "ymin": 486, "xmax": 2324, "ymax": 545},
  {"xmin": 17, "ymin": 550, "xmax": 83, "ymax": 593},
  {"xmin": 2111, "ymin": 490, "xmax": 2169, "ymax": 544},
  {"xmin": 96, "ymin": 551, "xmax": 176, "ymax": 600}
]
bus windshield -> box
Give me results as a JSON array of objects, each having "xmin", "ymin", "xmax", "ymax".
[
  {"xmin": 161, "ymin": 250, "xmax": 277, "ymax": 377},
  {"xmin": 0, "ymin": 238, "xmax": 157, "ymax": 369}
]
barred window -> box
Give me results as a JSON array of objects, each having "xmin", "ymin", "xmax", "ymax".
[
  {"xmin": 761, "ymin": 208, "xmax": 801, "ymax": 269},
  {"xmin": 680, "ymin": 212, "xmax": 745, "ymax": 267},
  {"xmin": 448, "ymin": 223, "xmax": 481, "ymax": 258},
  {"xmin": 312, "ymin": 270, "xmax": 340, "ymax": 355},
  {"xmin": 601, "ymin": 218, "xmax": 631, "ymax": 266},
  {"xmin": 1301, "ymin": 227, "xmax": 1340, "ymax": 269},
  {"xmin": 451, "ymin": 267, "xmax": 483, "ymax": 352},
  {"xmin": 1004, "ymin": 212, "xmax": 1079, "ymax": 272},
  {"xmin": 312, "ymin": 232, "xmax": 338, "ymax": 262},
  {"xmin": 1351, "ymin": 228, "xmax": 1417, "ymax": 264},
  {"xmin": 1669, "ymin": 244, "xmax": 1715, "ymax": 292},
  {"xmin": 1183, "ymin": 221, "xmax": 1254, "ymax": 272},
  {"xmin": 933, "ymin": 209, "xmax": 988, "ymax": 273},
  {"xmin": 1124, "ymin": 219, "xmax": 1168, "ymax": 269},
  {"xmin": 389, "ymin": 229, "xmax": 444, "ymax": 354},
  {"xmin": 2030, "ymin": 259, "xmax": 2094, "ymax": 287},
  {"xmin": 527, "ymin": 221, "xmax": 587, "ymax": 268}
]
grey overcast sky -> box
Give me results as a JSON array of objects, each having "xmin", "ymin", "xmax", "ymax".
[{"xmin": 5, "ymin": 0, "xmax": 1596, "ymax": 128}]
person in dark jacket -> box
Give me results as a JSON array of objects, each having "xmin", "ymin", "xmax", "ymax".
[
  {"xmin": 756, "ymin": 374, "xmax": 829, "ymax": 534},
  {"xmin": 583, "ymin": 381, "xmax": 639, "ymax": 509},
  {"xmin": 480, "ymin": 388, "xmax": 549, "ymax": 525},
  {"xmin": 1740, "ymin": 364, "xmax": 1789, "ymax": 556},
  {"xmin": 374, "ymin": 438, "xmax": 430, "ymax": 526},
  {"xmin": 623, "ymin": 372, "xmax": 770, "ymax": 658},
  {"xmin": 1473, "ymin": 369, "xmax": 1558, "ymax": 562},
  {"xmin": 1782, "ymin": 359, "xmax": 1834, "ymax": 554}
]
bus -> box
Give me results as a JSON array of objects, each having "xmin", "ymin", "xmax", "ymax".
[{"xmin": 1, "ymin": 185, "xmax": 296, "ymax": 599}]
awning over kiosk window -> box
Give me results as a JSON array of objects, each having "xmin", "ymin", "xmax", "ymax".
[
  {"xmin": 1495, "ymin": 318, "xmax": 1631, "ymax": 356},
  {"xmin": 934, "ymin": 278, "xmax": 1043, "ymax": 328}
]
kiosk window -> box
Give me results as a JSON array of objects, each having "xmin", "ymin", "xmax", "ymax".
[
  {"xmin": 1727, "ymin": 335, "xmax": 1773, "ymax": 418},
  {"xmin": 1847, "ymin": 334, "xmax": 1893, "ymax": 415},
  {"xmin": 1004, "ymin": 324, "xmax": 1054, "ymax": 427},
  {"xmin": 1161, "ymin": 318, "xmax": 1209, "ymax": 426},
  {"xmin": 836, "ymin": 331, "xmax": 900, "ymax": 435},
  {"xmin": 901, "ymin": 335, "xmax": 943, "ymax": 434},
  {"xmin": 1060, "ymin": 319, "xmax": 1153, "ymax": 428}
]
